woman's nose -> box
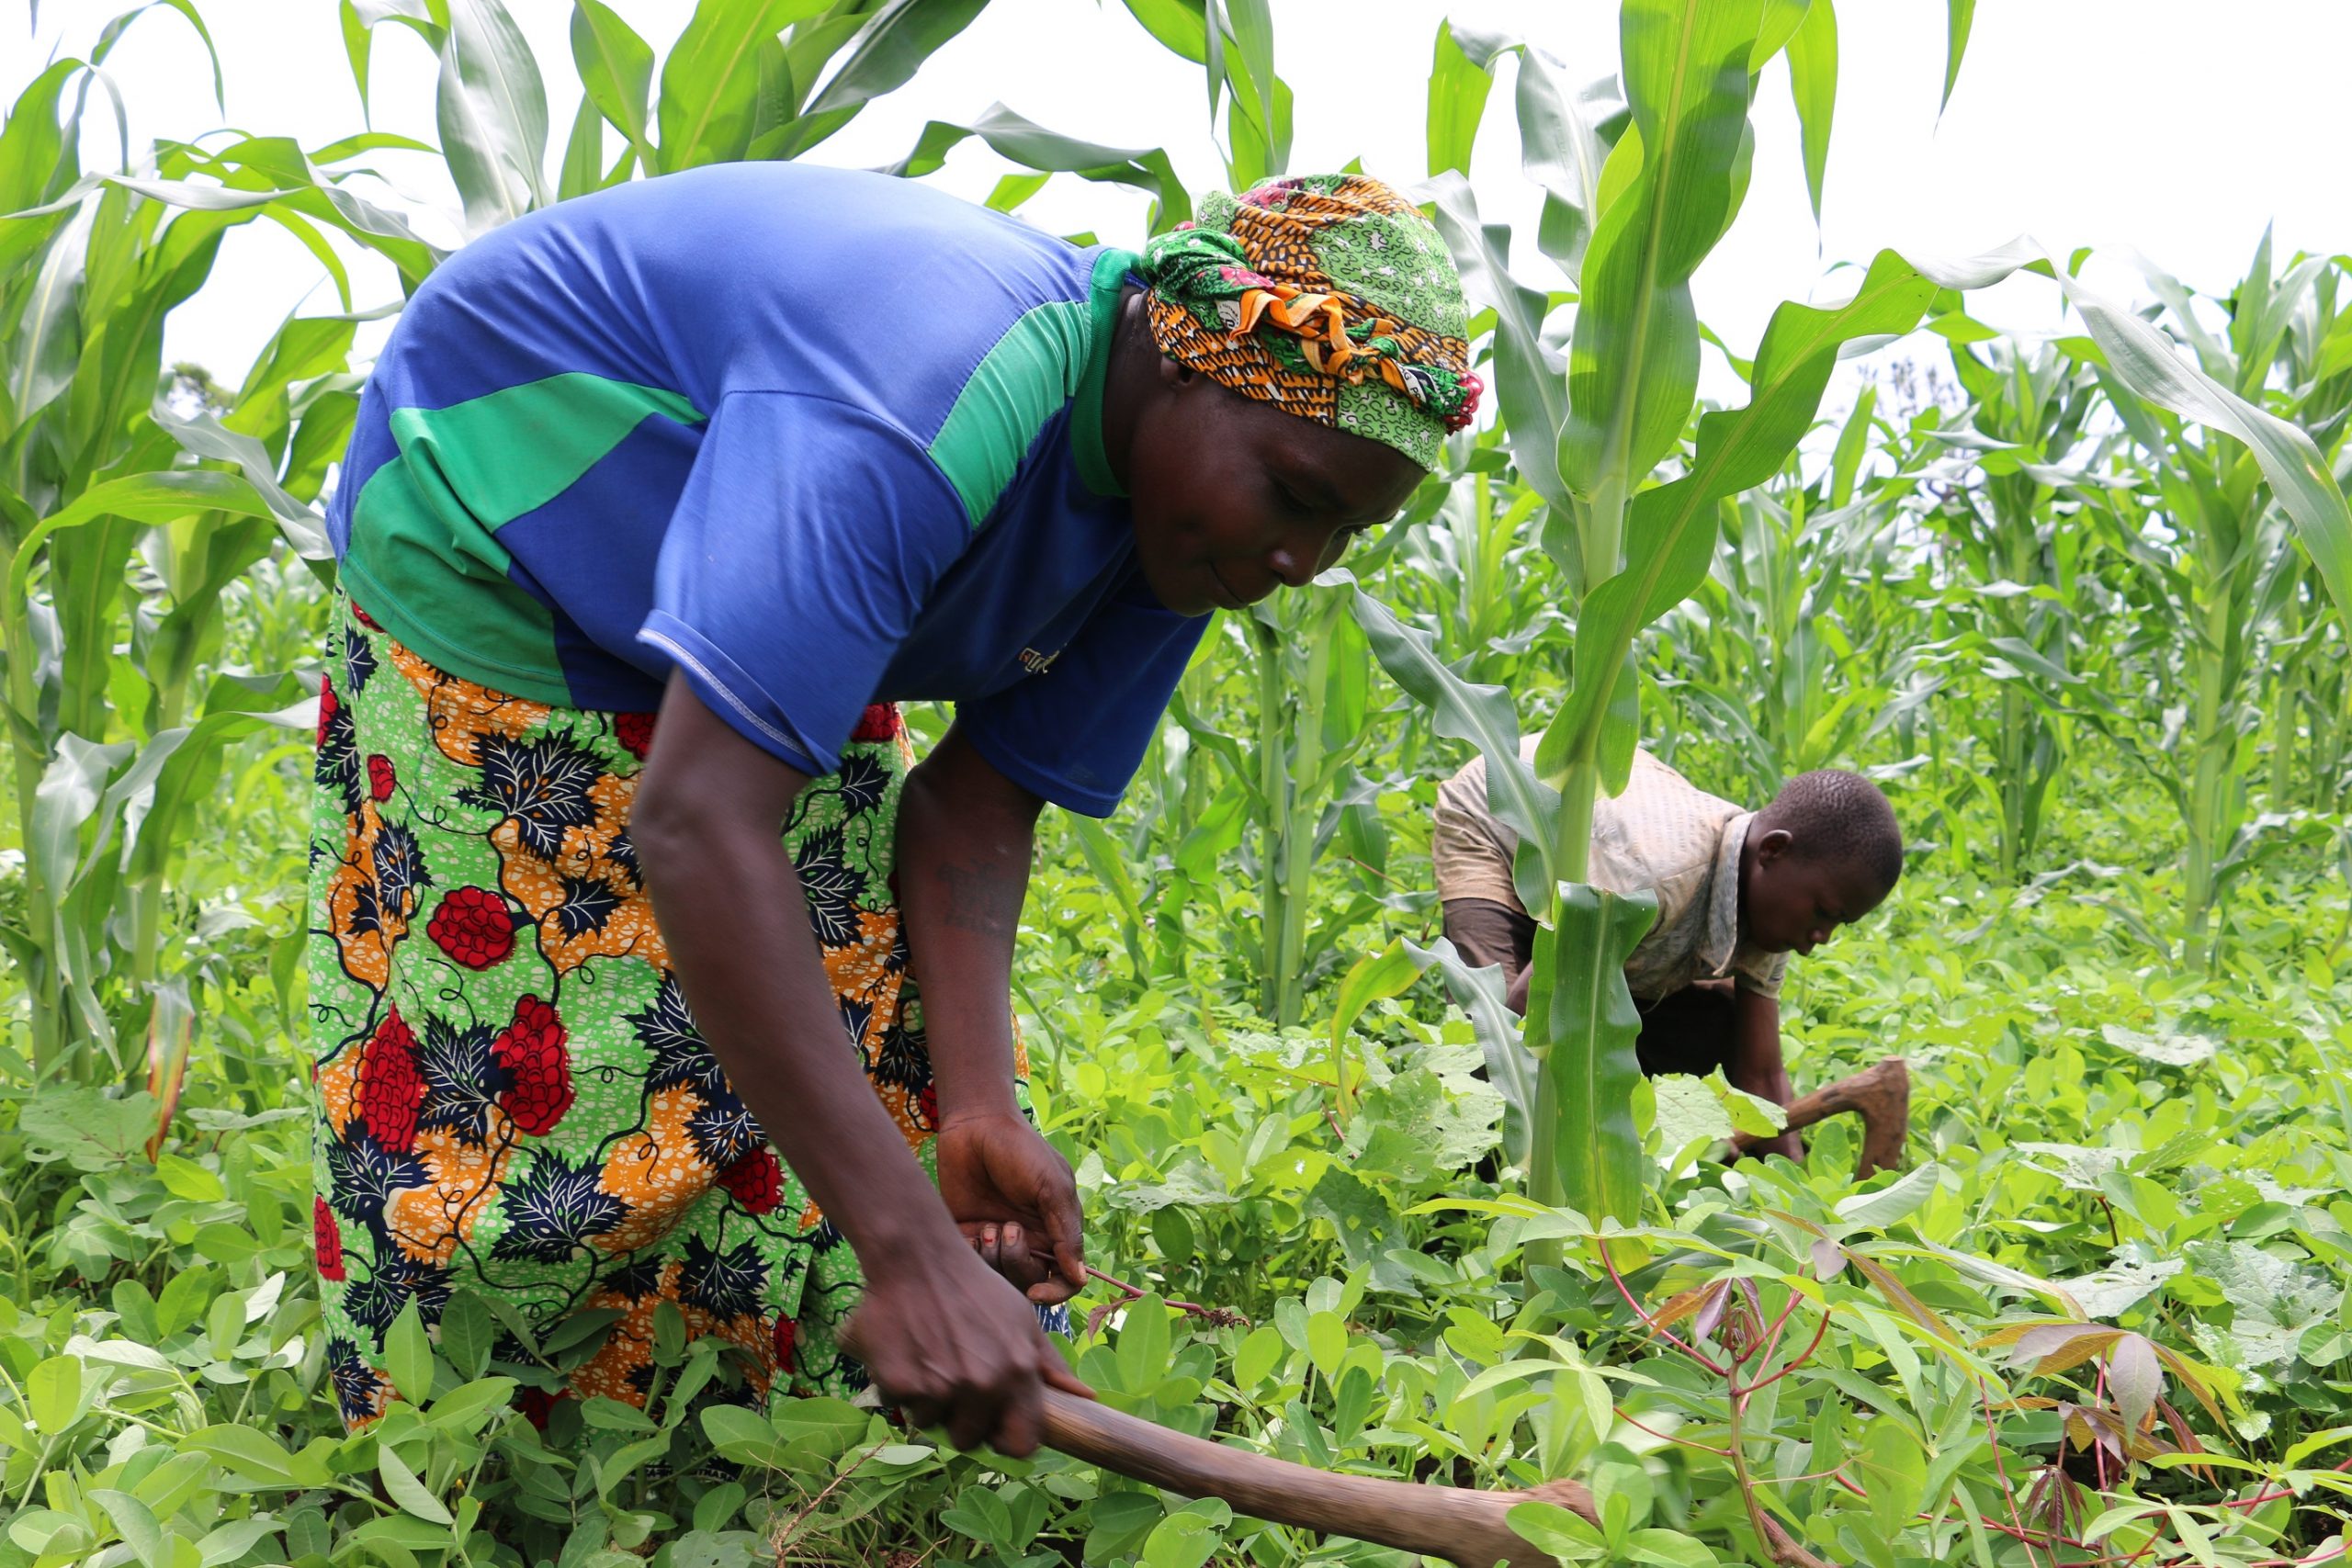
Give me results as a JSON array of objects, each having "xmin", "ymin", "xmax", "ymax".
[{"xmin": 1266, "ymin": 544, "xmax": 1318, "ymax": 589}]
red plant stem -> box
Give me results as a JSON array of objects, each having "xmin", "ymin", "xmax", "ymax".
[
  {"xmin": 1743, "ymin": 1288, "xmax": 1805, "ymax": 1371},
  {"xmin": 1736, "ymin": 1310, "xmax": 1833, "ymax": 1398},
  {"xmin": 1972, "ymin": 1371, "xmax": 2052, "ymax": 1568},
  {"xmin": 1598, "ymin": 1236, "xmax": 1729, "ymax": 1377},
  {"xmin": 1080, "ymin": 1264, "xmax": 1247, "ymax": 1326},
  {"xmin": 1612, "ymin": 1405, "xmax": 1732, "ymax": 1458}
]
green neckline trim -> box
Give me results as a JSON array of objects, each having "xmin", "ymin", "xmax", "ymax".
[{"xmin": 1071, "ymin": 247, "xmax": 1138, "ymax": 499}]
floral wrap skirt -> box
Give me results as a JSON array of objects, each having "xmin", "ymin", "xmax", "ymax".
[{"xmin": 307, "ymin": 593, "xmax": 1031, "ymax": 1427}]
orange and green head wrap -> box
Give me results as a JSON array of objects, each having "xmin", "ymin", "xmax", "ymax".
[{"xmin": 1138, "ymin": 174, "xmax": 1478, "ymax": 472}]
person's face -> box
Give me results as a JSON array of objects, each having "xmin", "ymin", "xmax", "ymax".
[
  {"xmin": 1740, "ymin": 829, "xmax": 1891, "ymax": 956},
  {"xmin": 1123, "ymin": 361, "xmax": 1426, "ymax": 616}
]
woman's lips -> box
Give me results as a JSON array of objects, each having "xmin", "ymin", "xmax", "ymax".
[{"xmin": 1205, "ymin": 559, "xmax": 1249, "ymax": 609}]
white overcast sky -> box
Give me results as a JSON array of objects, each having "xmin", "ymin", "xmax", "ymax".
[{"xmin": 10, "ymin": 0, "xmax": 2349, "ymax": 404}]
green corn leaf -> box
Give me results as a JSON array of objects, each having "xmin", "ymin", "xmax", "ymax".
[
  {"xmin": 1404, "ymin": 936, "xmax": 1535, "ymax": 1167},
  {"xmin": 1120, "ymin": 0, "xmax": 1207, "ymax": 63},
  {"xmin": 2051, "ymin": 265, "xmax": 2352, "ymax": 623},
  {"xmin": 1542, "ymin": 885, "xmax": 1656, "ymax": 1224},
  {"xmin": 1347, "ymin": 579, "xmax": 1557, "ymax": 905},
  {"xmin": 1426, "ymin": 172, "xmax": 1568, "ymax": 513},
  {"xmin": 1784, "ymin": 0, "xmax": 1835, "ymax": 226},
  {"xmin": 1941, "ymin": 0, "xmax": 1975, "ymax": 117},
  {"xmin": 878, "ymin": 103, "xmax": 1191, "ymax": 232},
  {"xmin": 1557, "ymin": 0, "xmax": 1762, "ymax": 514},
  {"xmin": 1327, "ymin": 938, "xmax": 1424, "ymax": 1117},
  {"xmin": 435, "ymin": 0, "xmax": 549, "ymax": 231},
  {"xmin": 571, "ymin": 0, "xmax": 655, "ymax": 159},
  {"xmin": 557, "ymin": 91, "xmax": 605, "ymax": 200},
  {"xmin": 1425, "ymin": 21, "xmax": 1495, "ymax": 180},
  {"xmin": 1513, "ymin": 47, "xmax": 1616, "ymax": 282},
  {"xmin": 657, "ymin": 0, "xmax": 834, "ymax": 171},
  {"xmin": 775, "ymin": 0, "xmax": 990, "ymax": 161},
  {"xmin": 1542, "ymin": 239, "xmax": 2042, "ymax": 784}
]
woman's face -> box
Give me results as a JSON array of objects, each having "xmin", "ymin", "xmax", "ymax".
[{"xmin": 1122, "ymin": 362, "xmax": 1427, "ymax": 617}]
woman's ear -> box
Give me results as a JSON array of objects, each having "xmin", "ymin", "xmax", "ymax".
[
  {"xmin": 1752, "ymin": 826, "xmax": 1794, "ymax": 865},
  {"xmin": 1157, "ymin": 354, "xmax": 1195, "ymax": 388}
]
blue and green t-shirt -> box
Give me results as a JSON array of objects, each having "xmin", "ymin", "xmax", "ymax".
[{"xmin": 326, "ymin": 162, "xmax": 1206, "ymax": 817}]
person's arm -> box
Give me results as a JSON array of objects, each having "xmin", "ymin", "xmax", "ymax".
[
  {"xmin": 1728, "ymin": 986, "xmax": 1804, "ymax": 1162},
  {"xmin": 895, "ymin": 723, "xmax": 1085, "ymax": 1303},
  {"xmin": 635, "ymin": 675, "xmax": 1086, "ymax": 1455}
]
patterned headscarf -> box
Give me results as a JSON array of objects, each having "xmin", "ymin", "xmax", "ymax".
[{"xmin": 1137, "ymin": 174, "xmax": 1477, "ymax": 471}]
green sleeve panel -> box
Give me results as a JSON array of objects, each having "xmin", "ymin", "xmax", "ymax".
[
  {"xmin": 926, "ymin": 299, "xmax": 1095, "ymax": 530},
  {"xmin": 340, "ymin": 373, "xmax": 705, "ymax": 704}
]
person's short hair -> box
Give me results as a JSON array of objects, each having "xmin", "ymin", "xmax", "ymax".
[{"xmin": 1756, "ymin": 770, "xmax": 1903, "ymax": 892}]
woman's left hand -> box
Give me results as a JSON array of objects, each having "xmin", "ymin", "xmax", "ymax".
[{"xmin": 936, "ymin": 1111, "xmax": 1087, "ymax": 1305}]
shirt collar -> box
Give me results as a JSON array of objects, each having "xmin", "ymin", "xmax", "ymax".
[
  {"xmin": 1069, "ymin": 246, "xmax": 1138, "ymax": 500},
  {"xmin": 1702, "ymin": 811, "xmax": 1752, "ymax": 980}
]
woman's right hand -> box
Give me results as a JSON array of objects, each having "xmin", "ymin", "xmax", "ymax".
[{"xmin": 840, "ymin": 1242, "xmax": 1092, "ymax": 1457}]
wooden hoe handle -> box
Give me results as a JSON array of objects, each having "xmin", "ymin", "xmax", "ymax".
[
  {"xmin": 1042, "ymin": 1388, "xmax": 1596, "ymax": 1568},
  {"xmin": 1730, "ymin": 1056, "xmax": 1911, "ymax": 1178}
]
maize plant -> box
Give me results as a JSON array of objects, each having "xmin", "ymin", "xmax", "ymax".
[
  {"xmin": 1366, "ymin": 0, "xmax": 2352, "ymax": 1226},
  {"xmin": 2088, "ymin": 240, "xmax": 2352, "ymax": 970},
  {"xmin": 1918, "ymin": 334, "xmax": 2120, "ymax": 880}
]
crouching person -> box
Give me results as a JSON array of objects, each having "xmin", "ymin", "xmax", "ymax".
[{"xmin": 1432, "ymin": 747, "xmax": 1902, "ymax": 1161}]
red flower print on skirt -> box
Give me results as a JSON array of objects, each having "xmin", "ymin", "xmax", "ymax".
[
  {"xmin": 317, "ymin": 677, "xmax": 339, "ymax": 750},
  {"xmin": 516, "ymin": 1385, "xmax": 565, "ymax": 1430},
  {"xmin": 718, "ymin": 1149, "xmax": 783, "ymax": 1214},
  {"xmin": 427, "ymin": 886, "xmax": 514, "ymax": 970},
  {"xmin": 357, "ymin": 1007, "xmax": 424, "ymax": 1149},
  {"xmin": 615, "ymin": 711, "xmax": 656, "ymax": 761},
  {"xmin": 773, "ymin": 1314, "xmax": 797, "ymax": 1375},
  {"xmin": 367, "ymin": 754, "xmax": 396, "ymax": 802},
  {"xmin": 495, "ymin": 994, "xmax": 573, "ymax": 1135},
  {"xmin": 314, "ymin": 1196, "xmax": 345, "ymax": 1281},
  {"xmin": 850, "ymin": 704, "xmax": 901, "ymax": 742}
]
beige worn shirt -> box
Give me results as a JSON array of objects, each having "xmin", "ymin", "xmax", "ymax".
[{"xmin": 1431, "ymin": 743, "xmax": 1786, "ymax": 1000}]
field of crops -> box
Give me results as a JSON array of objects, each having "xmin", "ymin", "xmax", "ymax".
[{"xmin": 3, "ymin": 2, "xmax": 2350, "ymax": 1566}]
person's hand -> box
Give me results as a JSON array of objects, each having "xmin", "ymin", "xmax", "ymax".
[
  {"xmin": 841, "ymin": 1245, "xmax": 1091, "ymax": 1455},
  {"xmin": 935, "ymin": 1111, "xmax": 1087, "ymax": 1304}
]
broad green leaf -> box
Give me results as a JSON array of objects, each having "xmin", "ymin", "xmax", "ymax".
[
  {"xmin": 1119, "ymin": 0, "xmax": 1206, "ymax": 62},
  {"xmin": 657, "ymin": 0, "xmax": 833, "ymax": 170},
  {"xmin": 776, "ymin": 0, "xmax": 989, "ymax": 160},
  {"xmin": 1541, "ymin": 240, "xmax": 2041, "ymax": 783},
  {"xmin": 27, "ymin": 1356, "xmax": 83, "ymax": 1433},
  {"xmin": 1403, "ymin": 935, "xmax": 1535, "ymax": 1167},
  {"xmin": 1557, "ymin": 0, "xmax": 1762, "ymax": 512},
  {"xmin": 1942, "ymin": 0, "xmax": 1975, "ymax": 116},
  {"xmin": 1859, "ymin": 1416, "xmax": 1926, "ymax": 1540},
  {"xmin": 1784, "ymin": 0, "xmax": 1835, "ymax": 224},
  {"xmin": 87, "ymin": 1490, "xmax": 163, "ymax": 1568},
  {"xmin": 571, "ymin": 0, "xmax": 654, "ymax": 157},
  {"xmin": 1348, "ymin": 580, "xmax": 1557, "ymax": 906},
  {"xmin": 379, "ymin": 1445, "xmax": 454, "ymax": 1525},
  {"xmin": 879, "ymin": 103, "xmax": 1190, "ymax": 232},
  {"xmin": 1833, "ymin": 1161, "xmax": 1944, "ymax": 1229},
  {"xmin": 1113, "ymin": 1294, "xmax": 1171, "ymax": 1393},
  {"xmin": 1427, "ymin": 172, "xmax": 1569, "ymax": 511},
  {"xmin": 435, "ymin": 0, "xmax": 549, "ymax": 231},
  {"xmin": 1425, "ymin": 21, "xmax": 1494, "ymax": 180},
  {"xmin": 385, "ymin": 1299, "xmax": 435, "ymax": 1405},
  {"xmin": 1327, "ymin": 937, "xmax": 1422, "ymax": 1115},
  {"xmin": 1540, "ymin": 884, "xmax": 1656, "ymax": 1223}
]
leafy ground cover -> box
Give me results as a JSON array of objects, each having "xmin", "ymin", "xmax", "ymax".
[{"xmin": 3, "ymin": 2, "xmax": 2350, "ymax": 1566}]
